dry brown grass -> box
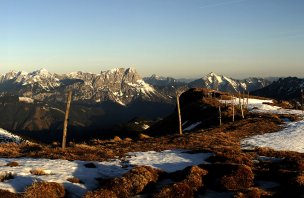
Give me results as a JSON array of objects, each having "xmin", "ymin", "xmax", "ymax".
[
  {"xmin": 184, "ymin": 166, "xmax": 208, "ymax": 190},
  {"xmin": 0, "ymin": 171, "xmax": 14, "ymax": 182},
  {"xmin": 155, "ymin": 166, "xmax": 208, "ymax": 198},
  {"xmin": 30, "ymin": 168, "xmax": 49, "ymax": 176},
  {"xmin": 84, "ymin": 189, "xmax": 118, "ymax": 198},
  {"xmin": 234, "ymin": 187, "xmax": 271, "ymax": 198},
  {"xmin": 220, "ymin": 165, "xmax": 254, "ymax": 191},
  {"xmin": 154, "ymin": 182, "xmax": 194, "ymax": 198},
  {"xmin": 85, "ymin": 166, "xmax": 161, "ymax": 198},
  {"xmin": 296, "ymin": 174, "xmax": 304, "ymax": 186},
  {"xmin": 0, "ymin": 189, "xmax": 22, "ymax": 198},
  {"xmin": 24, "ymin": 182, "xmax": 65, "ymax": 198},
  {"xmin": 0, "ymin": 102, "xmax": 302, "ymax": 197},
  {"xmin": 139, "ymin": 133, "xmax": 151, "ymax": 139},
  {"xmin": 112, "ymin": 136, "xmax": 122, "ymax": 142},
  {"xmin": 67, "ymin": 177, "xmax": 82, "ymax": 184},
  {"xmin": 0, "ymin": 112, "xmax": 284, "ymax": 164},
  {"xmin": 6, "ymin": 161, "xmax": 19, "ymax": 167}
]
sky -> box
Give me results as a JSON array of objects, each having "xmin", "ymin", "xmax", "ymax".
[{"xmin": 0, "ymin": 0, "xmax": 304, "ymax": 78}]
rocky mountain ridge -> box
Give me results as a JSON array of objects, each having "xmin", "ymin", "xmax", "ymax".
[
  {"xmin": 0, "ymin": 69, "xmax": 274, "ymax": 106},
  {"xmin": 252, "ymin": 77, "xmax": 304, "ymax": 103},
  {"xmin": 0, "ymin": 68, "xmax": 169, "ymax": 105},
  {"xmin": 145, "ymin": 72, "xmax": 270, "ymax": 94},
  {"xmin": 188, "ymin": 72, "xmax": 270, "ymax": 93}
]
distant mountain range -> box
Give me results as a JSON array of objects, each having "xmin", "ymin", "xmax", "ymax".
[
  {"xmin": 1, "ymin": 67, "xmax": 299, "ymax": 142},
  {"xmin": 0, "ymin": 68, "xmax": 169, "ymax": 105},
  {"xmin": 145, "ymin": 72, "xmax": 271, "ymax": 94},
  {"xmin": 0, "ymin": 68, "xmax": 272, "ymax": 106},
  {"xmin": 188, "ymin": 72, "xmax": 270, "ymax": 93}
]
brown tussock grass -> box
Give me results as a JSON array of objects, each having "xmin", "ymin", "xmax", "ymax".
[
  {"xmin": 85, "ymin": 166, "xmax": 161, "ymax": 198},
  {"xmin": 0, "ymin": 189, "xmax": 22, "ymax": 198},
  {"xmin": 296, "ymin": 174, "xmax": 304, "ymax": 186},
  {"xmin": 0, "ymin": 171, "xmax": 14, "ymax": 182},
  {"xmin": 155, "ymin": 166, "xmax": 208, "ymax": 198},
  {"xmin": 24, "ymin": 182, "xmax": 65, "ymax": 198},
  {"xmin": 67, "ymin": 177, "xmax": 82, "ymax": 184},
  {"xmin": 235, "ymin": 187, "xmax": 272, "ymax": 198},
  {"xmin": 220, "ymin": 165, "xmax": 254, "ymax": 191},
  {"xmin": 84, "ymin": 189, "xmax": 118, "ymax": 198},
  {"xmin": 6, "ymin": 161, "xmax": 19, "ymax": 167},
  {"xmin": 30, "ymin": 168, "xmax": 49, "ymax": 176}
]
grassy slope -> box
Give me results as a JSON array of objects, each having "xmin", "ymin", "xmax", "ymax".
[{"xmin": 0, "ymin": 112, "xmax": 303, "ymax": 197}]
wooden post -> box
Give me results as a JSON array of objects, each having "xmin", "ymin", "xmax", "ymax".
[
  {"xmin": 231, "ymin": 95, "xmax": 234, "ymax": 122},
  {"xmin": 62, "ymin": 90, "xmax": 72, "ymax": 149},
  {"xmin": 301, "ymin": 89, "xmax": 303, "ymax": 113},
  {"xmin": 176, "ymin": 92, "xmax": 183, "ymax": 135},
  {"xmin": 238, "ymin": 92, "xmax": 241, "ymax": 109},
  {"xmin": 240, "ymin": 103, "xmax": 244, "ymax": 119},
  {"xmin": 242, "ymin": 91, "xmax": 245, "ymax": 107},
  {"xmin": 219, "ymin": 104, "xmax": 222, "ymax": 126},
  {"xmin": 247, "ymin": 91, "xmax": 249, "ymax": 109}
]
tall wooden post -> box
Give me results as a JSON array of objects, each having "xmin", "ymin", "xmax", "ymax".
[
  {"xmin": 301, "ymin": 89, "xmax": 303, "ymax": 113},
  {"xmin": 242, "ymin": 91, "xmax": 245, "ymax": 107},
  {"xmin": 240, "ymin": 103, "xmax": 244, "ymax": 119},
  {"xmin": 62, "ymin": 90, "xmax": 72, "ymax": 149},
  {"xmin": 176, "ymin": 92, "xmax": 183, "ymax": 135},
  {"xmin": 238, "ymin": 91, "xmax": 241, "ymax": 109},
  {"xmin": 231, "ymin": 95, "xmax": 235, "ymax": 122},
  {"xmin": 219, "ymin": 104, "xmax": 222, "ymax": 126},
  {"xmin": 247, "ymin": 91, "xmax": 249, "ymax": 109}
]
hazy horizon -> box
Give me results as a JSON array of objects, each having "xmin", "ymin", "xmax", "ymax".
[
  {"xmin": 0, "ymin": 66, "xmax": 300, "ymax": 80},
  {"xmin": 1, "ymin": 0, "xmax": 304, "ymax": 78}
]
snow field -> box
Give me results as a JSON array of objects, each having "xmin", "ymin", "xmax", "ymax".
[
  {"xmin": 0, "ymin": 150, "xmax": 212, "ymax": 197},
  {"xmin": 220, "ymin": 97, "xmax": 304, "ymax": 153}
]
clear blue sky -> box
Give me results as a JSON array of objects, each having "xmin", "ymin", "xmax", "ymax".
[{"xmin": 1, "ymin": 0, "xmax": 303, "ymax": 78}]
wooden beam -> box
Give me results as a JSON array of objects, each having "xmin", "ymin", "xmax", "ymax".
[
  {"xmin": 176, "ymin": 92, "xmax": 183, "ymax": 135},
  {"xmin": 62, "ymin": 90, "xmax": 72, "ymax": 149}
]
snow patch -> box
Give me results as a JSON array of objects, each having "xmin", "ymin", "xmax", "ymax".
[
  {"xmin": 126, "ymin": 150, "xmax": 212, "ymax": 173},
  {"xmin": 0, "ymin": 150, "xmax": 212, "ymax": 196},
  {"xmin": 241, "ymin": 120, "xmax": 304, "ymax": 153}
]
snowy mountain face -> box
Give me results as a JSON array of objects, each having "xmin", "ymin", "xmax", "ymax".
[
  {"xmin": 0, "ymin": 68, "xmax": 169, "ymax": 105},
  {"xmin": 0, "ymin": 69, "xmax": 271, "ymax": 106},
  {"xmin": 188, "ymin": 72, "xmax": 270, "ymax": 93}
]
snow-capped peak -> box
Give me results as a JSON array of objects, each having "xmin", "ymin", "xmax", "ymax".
[
  {"xmin": 30, "ymin": 68, "xmax": 51, "ymax": 77},
  {"xmin": 204, "ymin": 72, "xmax": 224, "ymax": 84},
  {"xmin": 189, "ymin": 72, "xmax": 270, "ymax": 93}
]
